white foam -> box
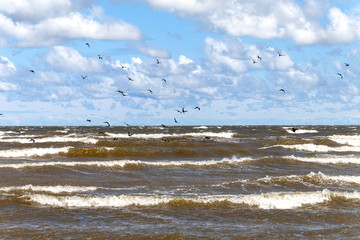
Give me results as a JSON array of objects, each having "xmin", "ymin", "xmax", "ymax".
[
  {"xmin": 25, "ymin": 190, "xmax": 360, "ymax": 209},
  {"xmin": 0, "ymin": 157, "xmax": 253, "ymax": 169},
  {"xmin": 105, "ymin": 131, "xmax": 234, "ymax": 139},
  {"xmin": 193, "ymin": 126, "xmax": 208, "ymax": 129},
  {"xmin": 0, "ymin": 184, "xmax": 97, "ymax": 193},
  {"xmin": 283, "ymin": 127, "xmax": 318, "ymax": 134},
  {"xmin": 0, "ymin": 147, "xmax": 71, "ymax": 158},
  {"xmin": 285, "ymin": 155, "xmax": 360, "ymax": 164},
  {"xmin": 329, "ymin": 135, "xmax": 360, "ymax": 147},
  {"xmin": 0, "ymin": 136, "xmax": 98, "ymax": 144},
  {"xmin": 274, "ymin": 143, "xmax": 360, "ymax": 152}
]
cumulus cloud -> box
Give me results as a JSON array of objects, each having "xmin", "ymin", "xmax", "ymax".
[
  {"xmin": 0, "ymin": 2, "xmax": 141, "ymax": 47},
  {"xmin": 0, "ymin": 56, "xmax": 16, "ymax": 77},
  {"xmin": 135, "ymin": 44, "xmax": 171, "ymax": 58},
  {"xmin": 45, "ymin": 46, "xmax": 103, "ymax": 73},
  {"xmin": 143, "ymin": 0, "xmax": 360, "ymax": 45}
]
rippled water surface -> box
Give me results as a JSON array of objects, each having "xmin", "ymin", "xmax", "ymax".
[{"xmin": 1, "ymin": 125, "xmax": 360, "ymax": 239}]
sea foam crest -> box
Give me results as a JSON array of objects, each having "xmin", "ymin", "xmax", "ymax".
[
  {"xmin": 105, "ymin": 131, "xmax": 234, "ymax": 139},
  {"xmin": 274, "ymin": 144, "xmax": 360, "ymax": 152},
  {"xmin": 329, "ymin": 135, "xmax": 360, "ymax": 147},
  {"xmin": 0, "ymin": 136, "xmax": 97, "ymax": 144},
  {"xmin": 283, "ymin": 127, "xmax": 318, "ymax": 134},
  {"xmin": 0, "ymin": 157, "xmax": 253, "ymax": 169},
  {"xmin": 0, "ymin": 147, "xmax": 71, "ymax": 158},
  {"xmin": 26, "ymin": 190, "xmax": 360, "ymax": 209},
  {"xmin": 0, "ymin": 184, "xmax": 97, "ymax": 193},
  {"xmin": 285, "ymin": 155, "xmax": 360, "ymax": 165}
]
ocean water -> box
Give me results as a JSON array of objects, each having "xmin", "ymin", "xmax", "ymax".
[{"xmin": 1, "ymin": 125, "xmax": 360, "ymax": 239}]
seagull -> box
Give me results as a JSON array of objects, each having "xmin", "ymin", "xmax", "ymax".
[
  {"xmin": 98, "ymin": 55, "xmax": 103, "ymax": 60},
  {"xmin": 252, "ymin": 59, "xmax": 257, "ymax": 64},
  {"xmin": 30, "ymin": 138, "xmax": 35, "ymax": 143},
  {"xmin": 86, "ymin": 119, "xmax": 91, "ymax": 122},
  {"xmin": 120, "ymin": 64, "xmax": 126, "ymax": 69},
  {"xmin": 156, "ymin": 59, "xmax": 160, "ymax": 64},
  {"xmin": 162, "ymin": 79, "xmax": 167, "ymax": 83},
  {"xmin": 337, "ymin": 73, "xmax": 343, "ymax": 79},
  {"xmin": 257, "ymin": 55, "xmax": 262, "ymax": 61},
  {"xmin": 148, "ymin": 89, "xmax": 153, "ymax": 94},
  {"xmin": 292, "ymin": 127, "xmax": 298, "ymax": 133},
  {"xmin": 182, "ymin": 108, "xmax": 188, "ymax": 113},
  {"xmin": 29, "ymin": 70, "xmax": 35, "ymax": 73},
  {"xmin": 194, "ymin": 107, "xmax": 200, "ymax": 111},
  {"xmin": 176, "ymin": 109, "xmax": 182, "ymax": 113},
  {"xmin": 278, "ymin": 51, "xmax": 284, "ymax": 57},
  {"xmin": 174, "ymin": 118, "xmax": 178, "ymax": 123},
  {"xmin": 128, "ymin": 131, "xmax": 134, "ymax": 137},
  {"xmin": 127, "ymin": 76, "xmax": 134, "ymax": 81},
  {"xmin": 279, "ymin": 89, "xmax": 285, "ymax": 93},
  {"xmin": 81, "ymin": 75, "xmax": 87, "ymax": 80},
  {"xmin": 117, "ymin": 90, "xmax": 127, "ymax": 96},
  {"xmin": 104, "ymin": 121, "xmax": 110, "ymax": 127},
  {"xmin": 344, "ymin": 63, "xmax": 350, "ymax": 67},
  {"xmin": 161, "ymin": 124, "xmax": 166, "ymax": 127},
  {"xmin": 85, "ymin": 43, "xmax": 90, "ymax": 47}
]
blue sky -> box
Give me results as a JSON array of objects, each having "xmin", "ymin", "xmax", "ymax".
[{"xmin": 1, "ymin": 0, "xmax": 360, "ymax": 126}]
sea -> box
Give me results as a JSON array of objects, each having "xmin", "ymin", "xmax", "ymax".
[{"xmin": 1, "ymin": 125, "xmax": 360, "ymax": 239}]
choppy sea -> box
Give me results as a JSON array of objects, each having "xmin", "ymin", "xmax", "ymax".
[{"xmin": 1, "ymin": 125, "xmax": 360, "ymax": 239}]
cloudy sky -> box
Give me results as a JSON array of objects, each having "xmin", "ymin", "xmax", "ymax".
[{"xmin": 1, "ymin": 0, "xmax": 360, "ymax": 126}]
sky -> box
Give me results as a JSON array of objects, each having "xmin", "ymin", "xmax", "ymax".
[{"xmin": 1, "ymin": 0, "xmax": 360, "ymax": 126}]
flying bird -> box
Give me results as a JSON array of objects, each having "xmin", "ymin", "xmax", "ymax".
[
  {"xmin": 252, "ymin": 59, "xmax": 257, "ymax": 64},
  {"xmin": 104, "ymin": 121, "xmax": 110, "ymax": 127},
  {"xmin": 162, "ymin": 79, "xmax": 167, "ymax": 83},
  {"xmin": 176, "ymin": 109, "xmax": 182, "ymax": 113},
  {"xmin": 194, "ymin": 107, "xmax": 200, "ymax": 111},
  {"xmin": 30, "ymin": 138, "xmax": 35, "ymax": 143},
  {"xmin": 279, "ymin": 89, "xmax": 285, "ymax": 93},
  {"xmin": 85, "ymin": 43, "xmax": 90, "ymax": 47},
  {"xmin": 278, "ymin": 51, "xmax": 284, "ymax": 57},
  {"xmin": 29, "ymin": 70, "xmax": 35, "ymax": 73},
  {"xmin": 174, "ymin": 118, "xmax": 178, "ymax": 123},
  {"xmin": 120, "ymin": 64, "xmax": 126, "ymax": 69},
  {"xmin": 257, "ymin": 55, "xmax": 262, "ymax": 61},
  {"xmin": 81, "ymin": 75, "xmax": 87, "ymax": 80},
  {"xmin": 98, "ymin": 55, "xmax": 103, "ymax": 60},
  {"xmin": 156, "ymin": 59, "xmax": 160, "ymax": 64},
  {"xmin": 337, "ymin": 73, "xmax": 343, "ymax": 79},
  {"xmin": 182, "ymin": 108, "xmax": 188, "ymax": 113},
  {"xmin": 292, "ymin": 127, "xmax": 298, "ymax": 133},
  {"xmin": 117, "ymin": 90, "xmax": 127, "ymax": 96},
  {"xmin": 344, "ymin": 63, "xmax": 350, "ymax": 67},
  {"xmin": 86, "ymin": 119, "xmax": 91, "ymax": 122},
  {"xmin": 128, "ymin": 132, "xmax": 134, "ymax": 137},
  {"xmin": 127, "ymin": 76, "xmax": 134, "ymax": 81},
  {"xmin": 148, "ymin": 89, "xmax": 153, "ymax": 94}
]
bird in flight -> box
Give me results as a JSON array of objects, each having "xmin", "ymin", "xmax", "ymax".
[
  {"xmin": 257, "ymin": 56, "xmax": 262, "ymax": 61},
  {"xmin": 148, "ymin": 89, "xmax": 153, "ymax": 94},
  {"xmin": 29, "ymin": 70, "xmax": 35, "ymax": 73},
  {"xmin": 30, "ymin": 138, "xmax": 35, "ymax": 143},
  {"xmin": 86, "ymin": 119, "xmax": 91, "ymax": 122},
  {"xmin": 252, "ymin": 59, "xmax": 257, "ymax": 64},
  {"xmin": 279, "ymin": 89, "xmax": 285, "ymax": 93},
  {"xmin": 104, "ymin": 121, "xmax": 110, "ymax": 127},
  {"xmin": 127, "ymin": 76, "xmax": 134, "ymax": 81},
  {"xmin": 337, "ymin": 73, "xmax": 343, "ymax": 79},
  {"xmin": 174, "ymin": 118, "xmax": 178, "ymax": 123},
  {"xmin": 81, "ymin": 75, "xmax": 87, "ymax": 80},
  {"xmin": 120, "ymin": 64, "xmax": 126, "ymax": 69},
  {"xmin": 182, "ymin": 108, "xmax": 188, "ymax": 113},
  {"xmin": 278, "ymin": 51, "xmax": 284, "ymax": 57},
  {"xmin": 117, "ymin": 90, "xmax": 127, "ymax": 96},
  {"xmin": 156, "ymin": 59, "xmax": 160, "ymax": 64},
  {"xmin": 344, "ymin": 63, "xmax": 350, "ymax": 67},
  {"xmin": 98, "ymin": 55, "xmax": 103, "ymax": 60},
  {"xmin": 85, "ymin": 43, "xmax": 90, "ymax": 47},
  {"xmin": 128, "ymin": 132, "xmax": 134, "ymax": 137},
  {"xmin": 194, "ymin": 107, "xmax": 200, "ymax": 111},
  {"xmin": 162, "ymin": 79, "xmax": 167, "ymax": 83}
]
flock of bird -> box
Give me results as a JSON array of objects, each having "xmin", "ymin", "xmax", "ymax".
[{"xmin": 1, "ymin": 42, "xmax": 351, "ymax": 139}]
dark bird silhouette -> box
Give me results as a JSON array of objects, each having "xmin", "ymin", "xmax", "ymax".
[
  {"xmin": 279, "ymin": 89, "xmax": 285, "ymax": 93},
  {"xmin": 124, "ymin": 122, "xmax": 130, "ymax": 126},
  {"xmin": 337, "ymin": 73, "xmax": 343, "ymax": 79},
  {"xmin": 30, "ymin": 138, "xmax": 35, "ymax": 143},
  {"xmin": 292, "ymin": 127, "xmax": 298, "ymax": 133},
  {"xmin": 176, "ymin": 109, "xmax": 182, "ymax": 113},
  {"xmin": 104, "ymin": 121, "xmax": 110, "ymax": 127},
  {"xmin": 85, "ymin": 43, "xmax": 90, "ymax": 47},
  {"xmin": 252, "ymin": 59, "xmax": 257, "ymax": 64},
  {"xmin": 344, "ymin": 63, "xmax": 350, "ymax": 67},
  {"xmin": 86, "ymin": 119, "xmax": 91, "ymax": 122},
  {"xmin": 81, "ymin": 75, "xmax": 87, "ymax": 79},
  {"xmin": 194, "ymin": 106, "xmax": 200, "ymax": 111},
  {"xmin": 98, "ymin": 55, "xmax": 103, "ymax": 60},
  {"xmin": 0, "ymin": 113, "xmax": 3, "ymax": 116},
  {"xmin": 117, "ymin": 90, "xmax": 127, "ymax": 96},
  {"xmin": 128, "ymin": 131, "xmax": 134, "ymax": 137},
  {"xmin": 156, "ymin": 59, "xmax": 160, "ymax": 64},
  {"xmin": 148, "ymin": 89, "xmax": 153, "ymax": 94},
  {"xmin": 182, "ymin": 108, "xmax": 188, "ymax": 113},
  {"xmin": 278, "ymin": 51, "xmax": 284, "ymax": 57},
  {"xmin": 174, "ymin": 118, "xmax": 178, "ymax": 123},
  {"xmin": 162, "ymin": 78, "xmax": 167, "ymax": 83},
  {"xmin": 257, "ymin": 55, "xmax": 262, "ymax": 61},
  {"xmin": 161, "ymin": 124, "xmax": 166, "ymax": 127},
  {"xmin": 127, "ymin": 76, "xmax": 134, "ymax": 81},
  {"xmin": 29, "ymin": 70, "xmax": 35, "ymax": 73},
  {"xmin": 120, "ymin": 64, "xmax": 126, "ymax": 69}
]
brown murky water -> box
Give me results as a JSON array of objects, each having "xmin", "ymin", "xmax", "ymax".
[{"xmin": 1, "ymin": 125, "xmax": 360, "ymax": 239}]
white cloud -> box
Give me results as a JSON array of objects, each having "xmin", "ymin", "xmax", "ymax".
[
  {"xmin": 45, "ymin": 46, "xmax": 103, "ymax": 73},
  {"xmin": 179, "ymin": 55, "xmax": 193, "ymax": 65},
  {"xmin": 0, "ymin": 81, "xmax": 18, "ymax": 91},
  {"xmin": 135, "ymin": 44, "xmax": 170, "ymax": 58},
  {"xmin": 131, "ymin": 57, "xmax": 143, "ymax": 64},
  {"xmin": 0, "ymin": 56, "xmax": 16, "ymax": 77}
]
